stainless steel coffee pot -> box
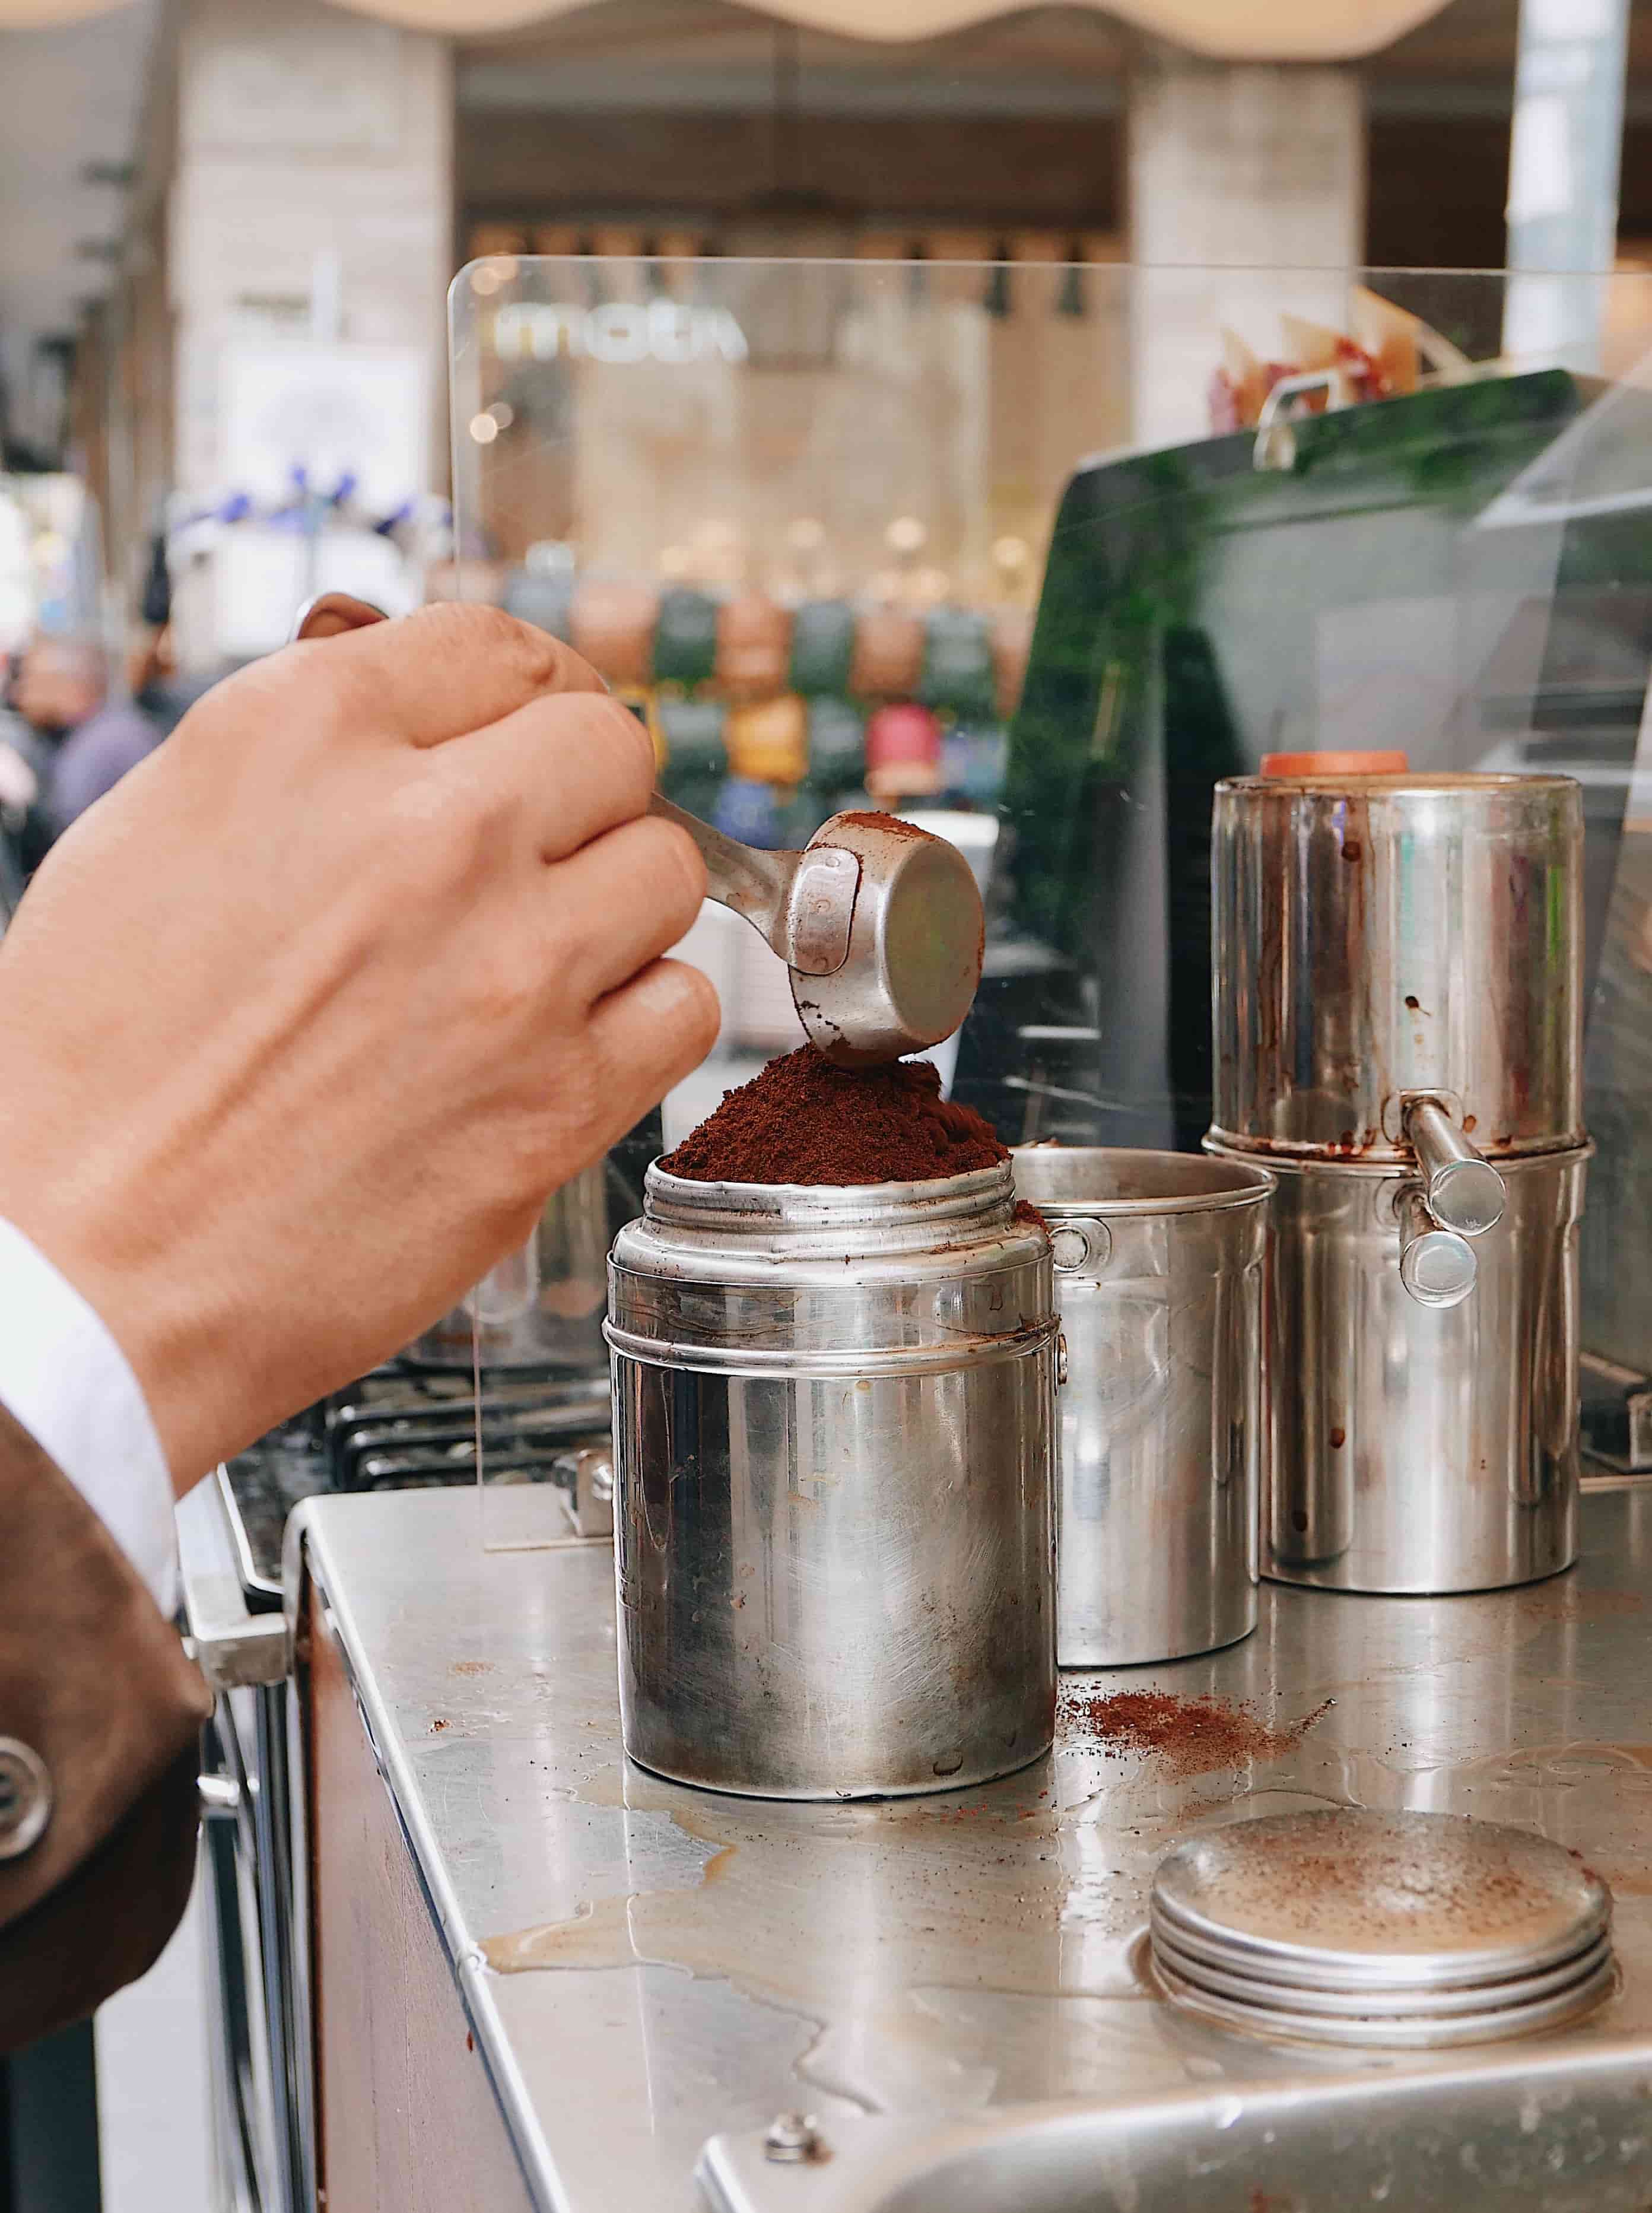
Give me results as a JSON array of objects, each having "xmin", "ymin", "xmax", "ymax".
[
  {"xmin": 1208, "ymin": 772, "xmax": 1590, "ymax": 1594},
  {"xmin": 606, "ymin": 1161, "xmax": 1058, "ymax": 1798},
  {"xmin": 1011, "ymin": 1147, "xmax": 1271, "ymax": 1667}
]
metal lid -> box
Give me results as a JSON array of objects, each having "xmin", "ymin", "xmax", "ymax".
[
  {"xmin": 1149, "ymin": 1809, "xmax": 1613, "ymax": 2046},
  {"xmin": 1151, "ymin": 1925, "xmax": 1612, "ymax": 2018},
  {"xmin": 1152, "ymin": 1944, "xmax": 1616, "ymax": 2052}
]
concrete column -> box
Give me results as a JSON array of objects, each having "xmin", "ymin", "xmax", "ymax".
[
  {"xmin": 167, "ymin": 0, "xmax": 452, "ymax": 663},
  {"xmin": 1504, "ymin": 0, "xmax": 1631, "ymax": 369},
  {"xmin": 1127, "ymin": 47, "xmax": 1364, "ymax": 452}
]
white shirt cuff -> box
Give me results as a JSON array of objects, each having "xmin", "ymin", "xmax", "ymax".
[{"xmin": 0, "ymin": 1215, "xmax": 178, "ymax": 1615}]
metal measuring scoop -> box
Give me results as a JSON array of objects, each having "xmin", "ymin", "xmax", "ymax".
[
  {"xmin": 649, "ymin": 793, "xmax": 983, "ymax": 1066},
  {"xmin": 290, "ymin": 595, "xmax": 984, "ymax": 1065}
]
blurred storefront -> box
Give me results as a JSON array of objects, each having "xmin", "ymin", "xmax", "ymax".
[{"xmin": 6, "ymin": 0, "xmax": 1652, "ymax": 679}]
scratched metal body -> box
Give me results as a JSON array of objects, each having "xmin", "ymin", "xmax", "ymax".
[
  {"xmin": 293, "ymin": 1481, "xmax": 1652, "ymax": 2211},
  {"xmin": 1211, "ymin": 773, "xmax": 1590, "ymax": 1595},
  {"xmin": 1209, "ymin": 772, "xmax": 1585, "ymax": 1164},
  {"xmin": 606, "ymin": 1161, "xmax": 1057, "ymax": 1798}
]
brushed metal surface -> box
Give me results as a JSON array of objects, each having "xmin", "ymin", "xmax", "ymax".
[
  {"xmin": 1010, "ymin": 1148, "xmax": 1271, "ymax": 1668},
  {"xmin": 701, "ymin": 2062, "xmax": 1652, "ymax": 2213},
  {"xmin": 289, "ymin": 1482, "xmax": 1652, "ymax": 2213},
  {"xmin": 1211, "ymin": 773, "xmax": 1585, "ymax": 1163},
  {"xmin": 1211, "ymin": 1145, "xmax": 1589, "ymax": 1593},
  {"xmin": 606, "ymin": 1163, "xmax": 1057, "ymax": 1798}
]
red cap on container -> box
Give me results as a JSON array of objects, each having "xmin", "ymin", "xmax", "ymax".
[
  {"xmin": 1261, "ymin": 749, "xmax": 1409, "ymax": 777},
  {"xmin": 865, "ymin": 702, "xmax": 942, "ymax": 768}
]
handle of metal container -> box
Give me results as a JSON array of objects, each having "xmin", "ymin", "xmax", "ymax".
[
  {"xmin": 1397, "ymin": 1185, "xmax": 1477, "ymax": 1310},
  {"xmin": 550, "ymin": 1449, "xmax": 615, "ymax": 1539},
  {"xmin": 1048, "ymin": 1218, "xmax": 1111, "ymax": 1276},
  {"xmin": 1403, "ymin": 1097, "xmax": 1507, "ymax": 1239}
]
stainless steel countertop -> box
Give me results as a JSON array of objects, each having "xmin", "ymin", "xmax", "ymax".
[{"xmin": 293, "ymin": 1482, "xmax": 1652, "ymax": 2212}]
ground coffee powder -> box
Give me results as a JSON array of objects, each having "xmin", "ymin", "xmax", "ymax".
[
  {"xmin": 659, "ymin": 1046, "xmax": 1009, "ymax": 1186},
  {"xmin": 1059, "ymin": 1685, "xmax": 1334, "ymax": 1779}
]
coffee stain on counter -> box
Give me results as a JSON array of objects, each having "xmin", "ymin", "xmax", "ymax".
[
  {"xmin": 476, "ymin": 1757, "xmax": 1155, "ymax": 2021},
  {"xmin": 482, "ymin": 1843, "xmax": 736, "ymax": 1974}
]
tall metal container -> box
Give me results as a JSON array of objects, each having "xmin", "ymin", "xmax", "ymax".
[
  {"xmin": 1209, "ymin": 772, "xmax": 1590, "ymax": 1594},
  {"xmin": 1011, "ymin": 1148, "xmax": 1272, "ymax": 1666},
  {"xmin": 606, "ymin": 1161, "xmax": 1058, "ymax": 1798}
]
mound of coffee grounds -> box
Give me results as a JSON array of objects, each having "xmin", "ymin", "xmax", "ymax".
[
  {"xmin": 660, "ymin": 1046, "xmax": 1009, "ymax": 1186},
  {"xmin": 1059, "ymin": 1686, "xmax": 1333, "ymax": 1779}
]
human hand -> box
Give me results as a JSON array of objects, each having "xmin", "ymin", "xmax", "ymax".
[{"xmin": 0, "ymin": 604, "xmax": 716, "ymax": 1485}]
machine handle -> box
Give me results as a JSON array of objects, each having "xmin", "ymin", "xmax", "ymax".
[
  {"xmin": 177, "ymin": 1475, "xmax": 292, "ymax": 1688},
  {"xmin": 1397, "ymin": 1185, "xmax": 1477, "ymax": 1310},
  {"xmin": 1403, "ymin": 1096, "xmax": 1507, "ymax": 1238}
]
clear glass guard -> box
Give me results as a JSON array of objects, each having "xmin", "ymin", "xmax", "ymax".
[{"xmin": 452, "ymin": 254, "xmax": 1652, "ymax": 1537}]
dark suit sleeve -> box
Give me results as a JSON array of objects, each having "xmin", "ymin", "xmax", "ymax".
[{"xmin": 0, "ymin": 1402, "xmax": 213, "ymax": 2052}]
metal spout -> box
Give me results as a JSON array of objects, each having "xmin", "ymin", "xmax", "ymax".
[{"xmin": 1404, "ymin": 1095, "xmax": 1507, "ymax": 1239}]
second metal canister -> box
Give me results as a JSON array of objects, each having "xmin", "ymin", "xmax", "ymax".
[
  {"xmin": 1210, "ymin": 770, "xmax": 1589, "ymax": 1595},
  {"xmin": 1211, "ymin": 771, "xmax": 1584, "ymax": 1161},
  {"xmin": 606, "ymin": 1161, "xmax": 1057, "ymax": 1799},
  {"xmin": 1215, "ymin": 1147, "xmax": 1590, "ymax": 1592},
  {"xmin": 1011, "ymin": 1148, "xmax": 1272, "ymax": 1668}
]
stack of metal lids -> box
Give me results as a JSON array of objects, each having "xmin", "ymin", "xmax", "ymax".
[{"xmin": 1149, "ymin": 1808, "xmax": 1614, "ymax": 2049}]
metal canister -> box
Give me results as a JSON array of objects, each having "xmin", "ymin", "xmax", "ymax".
[
  {"xmin": 1012, "ymin": 1148, "xmax": 1272, "ymax": 1666},
  {"xmin": 605, "ymin": 1161, "xmax": 1057, "ymax": 1798},
  {"xmin": 1210, "ymin": 771, "xmax": 1590, "ymax": 1594},
  {"xmin": 1234, "ymin": 1151, "xmax": 1588, "ymax": 1590},
  {"xmin": 1211, "ymin": 772, "xmax": 1584, "ymax": 1163}
]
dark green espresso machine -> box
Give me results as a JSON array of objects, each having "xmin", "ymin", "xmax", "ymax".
[{"xmin": 951, "ymin": 367, "xmax": 1652, "ymax": 1465}]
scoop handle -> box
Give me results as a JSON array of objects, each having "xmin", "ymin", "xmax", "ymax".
[{"xmin": 647, "ymin": 791, "xmax": 799, "ymax": 961}]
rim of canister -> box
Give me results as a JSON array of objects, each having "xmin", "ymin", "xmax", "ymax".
[
  {"xmin": 1218, "ymin": 770, "xmax": 1579, "ymax": 798},
  {"xmin": 1205, "ymin": 1137, "xmax": 1594, "ymax": 1176},
  {"xmin": 641, "ymin": 1156, "xmax": 1016, "ymax": 1236},
  {"xmin": 1011, "ymin": 1145, "xmax": 1272, "ymax": 1217}
]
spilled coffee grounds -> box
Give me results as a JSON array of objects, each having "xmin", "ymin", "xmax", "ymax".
[
  {"xmin": 1059, "ymin": 1685, "xmax": 1334, "ymax": 1779},
  {"xmin": 660, "ymin": 1046, "xmax": 1009, "ymax": 1186}
]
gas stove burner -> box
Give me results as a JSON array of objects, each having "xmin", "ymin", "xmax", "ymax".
[
  {"xmin": 1149, "ymin": 1808, "xmax": 1615, "ymax": 2049},
  {"xmin": 325, "ymin": 1367, "xmax": 609, "ymax": 1490}
]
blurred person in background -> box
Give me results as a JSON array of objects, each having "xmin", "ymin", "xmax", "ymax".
[
  {"xmin": 0, "ymin": 738, "xmax": 31, "ymax": 923},
  {"xmin": 0, "ymin": 655, "xmax": 53, "ymax": 884},
  {"xmin": 14, "ymin": 631, "xmax": 163, "ymax": 835}
]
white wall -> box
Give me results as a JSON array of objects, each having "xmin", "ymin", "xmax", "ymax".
[
  {"xmin": 167, "ymin": 0, "xmax": 452, "ymax": 664},
  {"xmin": 1128, "ymin": 49, "xmax": 1365, "ymax": 450}
]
